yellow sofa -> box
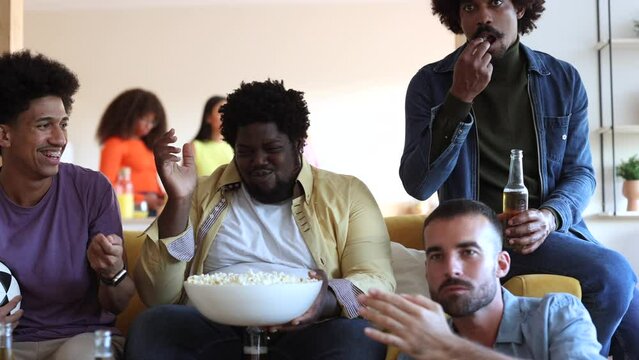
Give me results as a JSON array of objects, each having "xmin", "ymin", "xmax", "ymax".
[{"xmin": 117, "ymin": 215, "xmax": 581, "ymax": 357}]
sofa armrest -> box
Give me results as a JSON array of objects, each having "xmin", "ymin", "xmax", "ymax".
[{"xmin": 116, "ymin": 231, "xmax": 148, "ymax": 335}]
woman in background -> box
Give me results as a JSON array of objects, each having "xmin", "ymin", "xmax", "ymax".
[
  {"xmin": 192, "ymin": 96, "xmax": 234, "ymax": 176},
  {"xmin": 96, "ymin": 88, "xmax": 167, "ymax": 211}
]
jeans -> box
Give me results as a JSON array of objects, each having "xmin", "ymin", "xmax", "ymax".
[
  {"xmin": 504, "ymin": 231, "xmax": 638, "ymax": 358},
  {"xmin": 124, "ymin": 304, "xmax": 386, "ymax": 360}
]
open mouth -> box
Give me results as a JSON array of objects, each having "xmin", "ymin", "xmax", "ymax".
[
  {"xmin": 472, "ymin": 25, "xmax": 503, "ymax": 45},
  {"xmin": 42, "ymin": 150, "xmax": 62, "ymax": 159}
]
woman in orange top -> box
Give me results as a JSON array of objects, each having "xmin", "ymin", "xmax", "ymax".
[{"xmin": 96, "ymin": 88, "xmax": 167, "ymax": 211}]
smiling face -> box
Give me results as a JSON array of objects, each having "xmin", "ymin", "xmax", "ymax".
[
  {"xmin": 0, "ymin": 96, "xmax": 68, "ymax": 181},
  {"xmin": 459, "ymin": 0, "xmax": 524, "ymax": 59},
  {"xmin": 234, "ymin": 122, "xmax": 302, "ymax": 204},
  {"xmin": 425, "ymin": 214, "xmax": 510, "ymax": 317}
]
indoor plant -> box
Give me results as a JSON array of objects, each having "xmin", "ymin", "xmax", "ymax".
[{"xmin": 617, "ymin": 155, "xmax": 639, "ymax": 211}]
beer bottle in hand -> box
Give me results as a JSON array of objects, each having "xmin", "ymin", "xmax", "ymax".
[
  {"xmin": 502, "ymin": 149, "xmax": 529, "ymax": 246},
  {"xmin": 0, "ymin": 322, "xmax": 13, "ymax": 360}
]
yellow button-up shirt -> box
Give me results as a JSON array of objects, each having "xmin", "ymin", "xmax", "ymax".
[{"xmin": 135, "ymin": 160, "xmax": 395, "ymax": 317}]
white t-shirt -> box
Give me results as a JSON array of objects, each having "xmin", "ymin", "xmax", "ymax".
[{"xmin": 203, "ymin": 185, "xmax": 316, "ymax": 277}]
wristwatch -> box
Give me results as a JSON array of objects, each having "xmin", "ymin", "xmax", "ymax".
[{"xmin": 100, "ymin": 267, "xmax": 128, "ymax": 287}]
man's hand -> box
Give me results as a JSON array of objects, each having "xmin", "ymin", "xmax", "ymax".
[
  {"xmin": 87, "ymin": 233, "xmax": 125, "ymax": 279},
  {"xmin": 450, "ymin": 37, "xmax": 493, "ymax": 103},
  {"xmin": 499, "ymin": 208, "xmax": 557, "ymax": 254},
  {"xmin": 153, "ymin": 128, "xmax": 197, "ymax": 200},
  {"xmin": 0, "ymin": 296, "xmax": 23, "ymax": 328},
  {"xmin": 267, "ymin": 270, "xmax": 334, "ymax": 332},
  {"xmin": 358, "ymin": 289, "xmax": 457, "ymax": 359}
]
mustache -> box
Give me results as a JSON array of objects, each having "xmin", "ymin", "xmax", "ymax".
[
  {"xmin": 439, "ymin": 278, "xmax": 473, "ymax": 292},
  {"xmin": 472, "ymin": 24, "xmax": 505, "ymax": 40},
  {"xmin": 250, "ymin": 166, "xmax": 274, "ymax": 173}
]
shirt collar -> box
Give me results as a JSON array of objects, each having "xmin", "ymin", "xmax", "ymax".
[{"xmin": 495, "ymin": 287, "xmax": 525, "ymax": 345}]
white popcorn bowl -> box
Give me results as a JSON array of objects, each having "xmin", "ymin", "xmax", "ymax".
[{"xmin": 184, "ymin": 280, "xmax": 322, "ymax": 326}]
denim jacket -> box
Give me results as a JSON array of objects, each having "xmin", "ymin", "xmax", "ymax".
[{"xmin": 399, "ymin": 42, "xmax": 596, "ymax": 241}]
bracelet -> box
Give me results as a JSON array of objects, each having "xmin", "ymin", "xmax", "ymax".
[{"xmin": 100, "ymin": 267, "xmax": 127, "ymax": 287}]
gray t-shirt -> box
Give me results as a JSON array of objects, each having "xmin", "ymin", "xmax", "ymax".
[{"xmin": 0, "ymin": 163, "xmax": 122, "ymax": 342}]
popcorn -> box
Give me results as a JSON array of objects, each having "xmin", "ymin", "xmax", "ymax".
[{"xmin": 187, "ymin": 269, "xmax": 319, "ymax": 286}]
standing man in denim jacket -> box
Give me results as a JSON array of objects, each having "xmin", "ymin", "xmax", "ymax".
[{"xmin": 399, "ymin": 0, "xmax": 638, "ymax": 357}]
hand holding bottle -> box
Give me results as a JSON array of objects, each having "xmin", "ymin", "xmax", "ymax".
[{"xmin": 500, "ymin": 209, "xmax": 557, "ymax": 254}]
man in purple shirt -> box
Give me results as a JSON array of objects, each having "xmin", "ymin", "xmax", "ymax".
[{"xmin": 0, "ymin": 50, "xmax": 134, "ymax": 359}]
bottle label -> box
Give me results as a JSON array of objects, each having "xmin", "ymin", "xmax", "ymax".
[
  {"xmin": 243, "ymin": 346, "xmax": 267, "ymax": 355},
  {"xmin": 502, "ymin": 190, "xmax": 528, "ymax": 215},
  {"xmin": 117, "ymin": 193, "xmax": 135, "ymax": 219}
]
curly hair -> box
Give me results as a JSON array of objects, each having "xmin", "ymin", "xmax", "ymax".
[
  {"xmin": 431, "ymin": 0, "xmax": 545, "ymax": 35},
  {"xmin": 221, "ymin": 80, "xmax": 310, "ymax": 149},
  {"xmin": 0, "ymin": 50, "xmax": 79, "ymax": 125},
  {"xmin": 193, "ymin": 95, "xmax": 225, "ymax": 142},
  {"xmin": 95, "ymin": 88, "xmax": 167, "ymax": 150}
]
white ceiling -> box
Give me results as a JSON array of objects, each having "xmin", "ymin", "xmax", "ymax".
[{"xmin": 25, "ymin": 0, "xmax": 409, "ymax": 11}]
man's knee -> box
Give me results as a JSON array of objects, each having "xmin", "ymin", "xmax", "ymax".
[{"xmin": 590, "ymin": 248, "xmax": 637, "ymax": 290}]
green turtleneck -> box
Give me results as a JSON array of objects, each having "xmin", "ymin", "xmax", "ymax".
[{"xmin": 431, "ymin": 39, "xmax": 541, "ymax": 213}]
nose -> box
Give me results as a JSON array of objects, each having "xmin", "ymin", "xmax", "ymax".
[
  {"xmin": 250, "ymin": 150, "xmax": 269, "ymax": 166},
  {"xmin": 49, "ymin": 124, "xmax": 67, "ymax": 146},
  {"xmin": 443, "ymin": 254, "xmax": 463, "ymax": 278},
  {"xmin": 476, "ymin": 6, "xmax": 492, "ymax": 25}
]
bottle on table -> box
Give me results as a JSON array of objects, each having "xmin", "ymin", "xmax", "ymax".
[
  {"xmin": 0, "ymin": 322, "xmax": 13, "ymax": 360},
  {"xmin": 115, "ymin": 167, "xmax": 135, "ymax": 219},
  {"xmin": 502, "ymin": 149, "xmax": 529, "ymax": 247},
  {"xmin": 93, "ymin": 330, "xmax": 113, "ymax": 360},
  {"xmin": 243, "ymin": 327, "xmax": 268, "ymax": 360}
]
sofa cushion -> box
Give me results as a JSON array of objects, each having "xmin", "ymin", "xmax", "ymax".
[{"xmin": 390, "ymin": 242, "xmax": 429, "ymax": 297}]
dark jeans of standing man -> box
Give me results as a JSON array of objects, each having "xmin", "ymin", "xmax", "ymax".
[
  {"xmin": 124, "ymin": 304, "xmax": 387, "ymax": 360},
  {"xmin": 504, "ymin": 231, "xmax": 638, "ymax": 358}
]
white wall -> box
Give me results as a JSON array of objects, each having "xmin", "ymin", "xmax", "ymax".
[
  {"xmin": 24, "ymin": 1, "xmax": 639, "ymax": 272},
  {"xmin": 24, "ymin": 1, "xmax": 453, "ymax": 212}
]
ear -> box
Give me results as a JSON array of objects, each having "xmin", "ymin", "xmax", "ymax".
[
  {"xmin": 495, "ymin": 250, "xmax": 511, "ymax": 279},
  {"xmin": 516, "ymin": 6, "xmax": 526, "ymax": 20},
  {"xmin": 0, "ymin": 125, "xmax": 10, "ymax": 148},
  {"xmin": 295, "ymin": 139, "xmax": 304, "ymax": 154}
]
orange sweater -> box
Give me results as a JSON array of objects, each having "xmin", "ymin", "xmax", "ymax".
[{"xmin": 99, "ymin": 137, "xmax": 163, "ymax": 202}]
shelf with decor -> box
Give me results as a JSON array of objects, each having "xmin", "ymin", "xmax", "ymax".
[{"xmin": 595, "ymin": 0, "xmax": 639, "ymax": 216}]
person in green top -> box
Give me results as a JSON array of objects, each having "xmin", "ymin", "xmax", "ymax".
[
  {"xmin": 398, "ymin": 0, "xmax": 638, "ymax": 358},
  {"xmin": 191, "ymin": 96, "xmax": 234, "ymax": 176}
]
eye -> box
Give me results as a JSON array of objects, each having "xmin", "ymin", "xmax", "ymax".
[
  {"xmin": 60, "ymin": 121, "xmax": 69, "ymax": 129},
  {"xmin": 265, "ymin": 146, "xmax": 283, "ymax": 153},
  {"xmin": 36, "ymin": 123, "xmax": 50, "ymax": 130},
  {"xmin": 462, "ymin": 249, "xmax": 479, "ymax": 257},
  {"xmin": 427, "ymin": 253, "xmax": 443, "ymax": 261},
  {"xmin": 491, "ymin": 0, "xmax": 503, "ymax": 6},
  {"xmin": 461, "ymin": 3, "xmax": 475, "ymax": 12}
]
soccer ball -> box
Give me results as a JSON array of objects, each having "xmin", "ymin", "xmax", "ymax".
[{"xmin": 0, "ymin": 261, "xmax": 21, "ymax": 315}]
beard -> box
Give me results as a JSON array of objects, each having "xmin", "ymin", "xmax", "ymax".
[
  {"xmin": 244, "ymin": 177, "xmax": 296, "ymax": 204},
  {"xmin": 431, "ymin": 276, "xmax": 498, "ymax": 317}
]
